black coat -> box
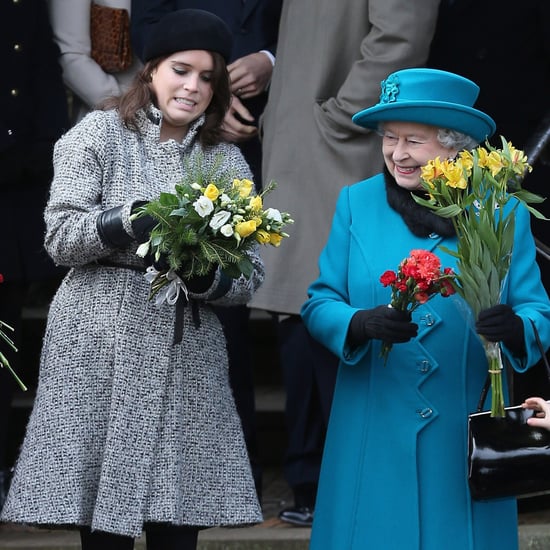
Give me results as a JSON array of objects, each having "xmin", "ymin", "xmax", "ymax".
[
  {"xmin": 0, "ymin": 0, "xmax": 69, "ymax": 280},
  {"xmin": 428, "ymin": 0, "xmax": 550, "ymax": 148}
]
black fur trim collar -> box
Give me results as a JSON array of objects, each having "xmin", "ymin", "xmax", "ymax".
[{"xmin": 384, "ymin": 166, "xmax": 455, "ymax": 238}]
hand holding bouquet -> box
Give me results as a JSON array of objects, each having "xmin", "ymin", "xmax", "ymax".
[
  {"xmin": 131, "ymin": 154, "xmax": 293, "ymax": 301},
  {"xmin": 414, "ymin": 138, "xmax": 545, "ymax": 416},
  {"xmin": 379, "ymin": 249, "xmax": 456, "ymax": 365}
]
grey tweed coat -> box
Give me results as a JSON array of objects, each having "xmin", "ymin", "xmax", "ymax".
[{"xmin": 1, "ymin": 106, "xmax": 264, "ymax": 536}]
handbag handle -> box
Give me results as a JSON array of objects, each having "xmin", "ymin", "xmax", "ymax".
[{"xmin": 476, "ymin": 318, "xmax": 550, "ymax": 412}]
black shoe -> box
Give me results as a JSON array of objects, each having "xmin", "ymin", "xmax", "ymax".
[{"xmin": 278, "ymin": 506, "xmax": 314, "ymax": 527}]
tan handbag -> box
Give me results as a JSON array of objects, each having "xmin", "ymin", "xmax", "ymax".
[{"xmin": 90, "ymin": 3, "xmax": 133, "ymax": 73}]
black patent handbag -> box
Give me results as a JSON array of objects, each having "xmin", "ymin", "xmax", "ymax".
[{"xmin": 467, "ymin": 319, "xmax": 550, "ymax": 500}]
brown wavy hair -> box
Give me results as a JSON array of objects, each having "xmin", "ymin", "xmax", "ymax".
[{"xmin": 101, "ymin": 51, "xmax": 231, "ymax": 147}]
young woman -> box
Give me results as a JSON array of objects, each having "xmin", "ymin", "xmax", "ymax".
[{"xmin": 1, "ymin": 9, "xmax": 263, "ymax": 550}]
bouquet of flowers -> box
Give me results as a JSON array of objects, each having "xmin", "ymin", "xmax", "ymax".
[
  {"xmin": 131, "ymin": 154, "xmax": 293, "ymax": 301},
  {"xmin": 414, "ymin": 137, "xmax": 545, "ymax": 416},
  {"xmin": 379, "ymin": 249, "xmax": 456, "ymax": 366},
  {"xmin": 0, "ymin": 274, "xmax": 27, "ymax": 391}
]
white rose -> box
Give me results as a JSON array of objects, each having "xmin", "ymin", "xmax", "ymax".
[
  {"xmin": 220, "ymin": 224, "xmax": 234, "ymax": 237},
  {"xmin": 193, "ymin": 196, "xmax": 214, "ymax": 217},
  {"xmin": 209, "ymin": 210, "xmax": 232, "ymax": 230},
  {"xmin": 265, "ymin": 208, "xmax": 283, "ymax": 223}
]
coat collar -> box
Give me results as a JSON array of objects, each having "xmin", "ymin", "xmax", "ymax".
[
  {"xmin": 137, "ymin": 104, "xmax": 205, "ymax": 149},
  {"xmin": 383, "ymin": 167, "xmax": 455, "ymax": 239}
]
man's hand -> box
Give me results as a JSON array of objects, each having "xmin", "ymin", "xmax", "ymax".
[
  {"xmin": 228, "ymin": 52, "xmax": 273, "ymax": 99},
  {"xmin": 221, "ymin": 95, "xmax": 258, "ymax": 143}
]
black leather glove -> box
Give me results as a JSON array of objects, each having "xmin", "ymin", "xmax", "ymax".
[
  {"xmin": 347, "ymin": 306, "xmax": 418, "ymax": 347},
  {"xmin": 130, "ymin": 201, "xmax": 157, "ymax": 244},
  {"xmin": 185, "ymin": 267, "xmax": 216, "ymax": 293},
  {"xmin": 96, "ymin": 201, "xmax": 157, "ymax": 248},
  {"xmin": 476, "ymin": 304, "xmax": 525, "ymax": 355}
]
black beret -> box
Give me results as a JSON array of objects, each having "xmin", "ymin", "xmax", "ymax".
[{"xmin": 143, "ymin": 9, "xmax": 233, "ymax": 63}]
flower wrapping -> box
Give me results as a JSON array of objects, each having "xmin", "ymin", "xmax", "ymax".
[{"xmin": 415, "ymin": 137, "xmax": 545, "ymax": 416}]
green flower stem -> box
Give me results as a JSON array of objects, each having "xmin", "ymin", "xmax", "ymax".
[
  {"xmin": 0, "ymin": 351, "xmax": 27, "ymax": 392},
  {"xmin": 482, "ymin": 338, "xmax": 505, "ymax": 418}
]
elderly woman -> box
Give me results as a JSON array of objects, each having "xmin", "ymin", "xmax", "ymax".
[
  {"xmin": 301, "ymin": 68, "xmax": 550, "ymax": 549},
  {"xmin": 1, "ymin": 9, "xmax": 263, "ymax": 550}
]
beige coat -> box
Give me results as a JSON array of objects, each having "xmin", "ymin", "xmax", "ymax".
[
  {"xmin": 250, "ymin": 0, "xmax": 441, "ymax": 314},
  {"xmin": 47, "ymin": 0, "xmax": 142, "ymax": 122}
]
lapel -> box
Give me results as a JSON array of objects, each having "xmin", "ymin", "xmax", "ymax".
[{"xmin": 241, "ymin": 0, "xmax": 260, "ymax": 22}]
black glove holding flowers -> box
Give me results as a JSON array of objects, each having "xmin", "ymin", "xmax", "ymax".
[
  {"xmin": 348, "ymin": 306, "xmax": 418, "ymax": 347},
  {"xmin": 476, "ymin": 304, "xmax": 525, "ymax": 355},
  {"xmin": 96, "ymin": 201, "xmax": 157, "ymax": 248}
]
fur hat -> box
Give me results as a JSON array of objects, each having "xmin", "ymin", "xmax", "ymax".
[
  {"xmin": 352, "ymin": 68, "xmax": 496, "ymax": 142},
  {"xmin": 143, "ymin": 9, "xmax": 233, "ymax": 63}
]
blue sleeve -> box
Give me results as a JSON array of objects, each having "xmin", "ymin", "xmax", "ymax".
[
  {"xmin": 301, "ymin": 187, "xmax": 369, "ymax": 365},
  {"xmin": 502, "ymin": 202, "xmax": 550, "ymax": 371}
]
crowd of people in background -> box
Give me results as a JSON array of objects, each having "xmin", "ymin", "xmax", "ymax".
[{"xmin": 1, "ymin": 1, "xmax": 550, "ymax": 549}]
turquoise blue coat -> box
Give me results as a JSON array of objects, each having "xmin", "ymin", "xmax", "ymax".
[{"xmin": 301, "ymin": 174, "xmax": 550, "ymax": 550}]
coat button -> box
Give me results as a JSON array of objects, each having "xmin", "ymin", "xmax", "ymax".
[
  {"xmin": 417, "ymin": 360, "xmax": 431, "ymax": 373},
  {"xmin": 417, "ymin": 407, "xmax": 433, "ymax": 418},
  {"xmin": 10, "ymin": 89, "xmax": 19, "ymax": 97},
  {"xmin": 13, "ymin": 43, "xmax": 22, "ymax": 52},
  {"xmin": 420, "ymin": 313, "xmax": 435, "ymax": 326}
]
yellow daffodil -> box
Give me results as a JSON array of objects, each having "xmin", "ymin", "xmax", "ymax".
[
  {"xmin": 415, "ymin": 137, "xmax": 545, "ymax": 417},
  {"xmin": 204, "ymin": 183, "xmax": 220, "ymax": 201},
  {"xmin": 458, "ymin": 150, "xmax": 474, "ymax": 172},
  {"xmin": 441, "ymin": 158, "xmax": 468, "ymax": 189},
  {"xmin": 508, "ymin": 144, "xmax": 532, "ymax": 176},
  {"xmin": 477, "ymin": 148, "xmax": 504, "ymax": 177}
]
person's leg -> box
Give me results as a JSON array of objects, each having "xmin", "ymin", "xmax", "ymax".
[
  {"xmin": 79, "ymin": 527, "xmax": 134, "ymax": 550},
  {"xmin": 145, "ymin": 523, "xmax": 199, "ymax": 550},
  {"xmin": 276, "ymin": 315, "xmax": 338, "ymax": 526},
  {"xmin": 212, "ymin": 304, "xmax": 262, "ymax": 499}
]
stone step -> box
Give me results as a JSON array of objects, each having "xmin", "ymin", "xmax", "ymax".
[{"xmin": 1, "ymin": 522, "xmax": 550, "ymax": 549}]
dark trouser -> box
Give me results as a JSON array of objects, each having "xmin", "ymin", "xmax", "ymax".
[
  {"xmin": 276, "ymin": 314, "xmax": 338, "ymax": 507},
  {"xmin": 212, "ymin": 304, "xmax": 262, "ymax": 498},
  {"xmin": 80, "ymin": 524, "xmax": 199, "ymax": 550}
]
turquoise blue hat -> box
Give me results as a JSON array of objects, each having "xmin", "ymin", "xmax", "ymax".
[{"xmin": 352, "ymin": 68, "xmax": 496, "ymax": 142}]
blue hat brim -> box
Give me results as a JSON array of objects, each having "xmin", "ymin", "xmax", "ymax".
[{"xmin": 352, "ymin": 101, "xmax": 496, "ymax": 143}]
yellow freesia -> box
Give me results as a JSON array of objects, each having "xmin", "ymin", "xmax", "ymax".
[
  {"xmin": 255, "ymin": 229, "xmax": 271, "ymax": 244},
  {"xmin": 269, "ymin": 233, "xmax": 283, "ymax": 246},
  {"xmin": 249, "ymin": 195, "xmax": 263, "ymax": 212},
  {"xmin": 204, "ymin": 183, "xmax": 220, "ymax": 201},
  {"xmin": 235, "ymin": 220, "xmax": 257, "ymax": 238},
  {"xmin": 233, "ymin": 178, "xmax": 254, "ymax": 198}
]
